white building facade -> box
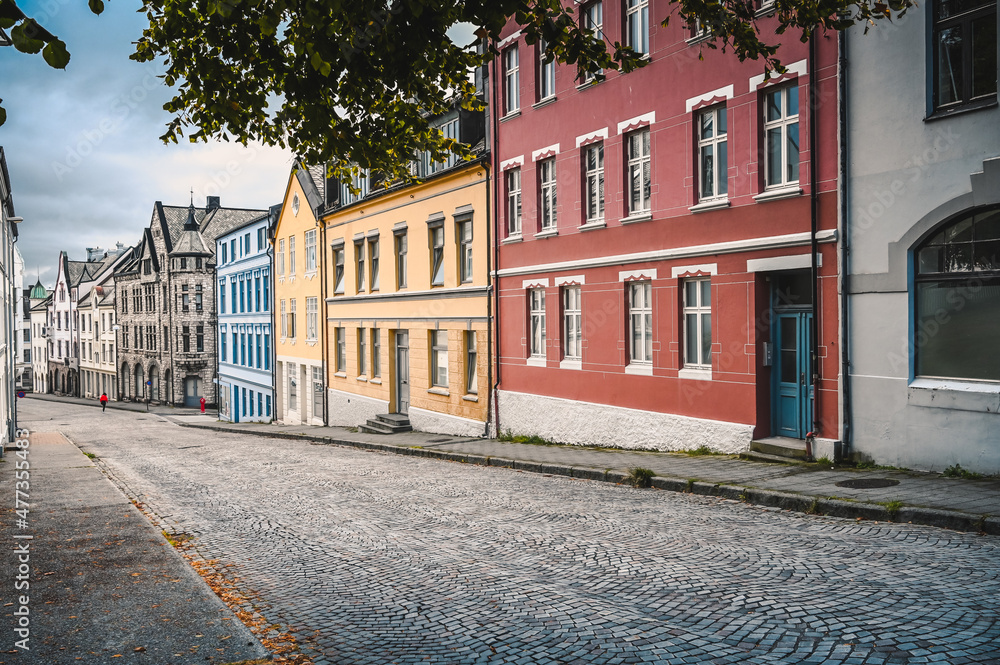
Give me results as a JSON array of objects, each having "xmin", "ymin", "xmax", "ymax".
[
  {"xmin": 844, "ymin": 2, "xmax": 999, "ymax": 473},
  {"xmin": 216, "ymin": 213, "xmax": 274, "ymax": 422},
  {"xmin": 0, "ymin": 146, "xmax": 19, "ymax": 445},
  {"xmin": 28, "ymin": 281, "xmax": 50, "ymax": 394}
]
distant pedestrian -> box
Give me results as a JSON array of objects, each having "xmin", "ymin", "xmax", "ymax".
[
  {"xmin": 100, "ymin": 392, "xmax": 108, "ymax": 413},
  {"xmin": 199, "ymin": 396, "xmax": 206, "ymax": 414}
]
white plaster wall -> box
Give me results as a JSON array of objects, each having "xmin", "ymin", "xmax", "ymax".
[
  {"xmin": 328, "ymin": 387, "xmax": 385, "ymax": 427},
  {"xmin": 498, "ymin": 390, "xmax": 754, "ymax": 453},
  {"xmin": 408, "ymin": 406, "xmax": 485, "ymax": 438}
]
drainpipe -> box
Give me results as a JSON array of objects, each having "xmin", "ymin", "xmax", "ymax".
[
  {"xmin": 318, "ymin": 203, "xmax": 328, "ymax": 425},
  {"xmin": 490, "ymin": 40, "xmax": 502, "ymax": 438},
  {"xmin": 809, "ymin": 34, "xmax": 821, "ymax": 439},
  {"xmin": 837, "ymin": 28, "xmax": 852, "ymax": 460}
]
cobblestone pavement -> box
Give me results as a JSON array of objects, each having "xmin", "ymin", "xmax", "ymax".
[{"xmin": 19, "ymin": 401, "xmax": 1000, "ymax": 665}]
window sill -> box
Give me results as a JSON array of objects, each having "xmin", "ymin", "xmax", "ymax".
[
  {"xmin": 370, "ymin": 378, "xmax": 382, "ymax": 385},
  {"xmin": 576, "ymin": 77, "xmax": 603, "ymax": 91},
  {"xmin": 925, "ymin": 97, "xmax": 997, "ymax": 122},
  {"xmin": 534, "ymin": 228, "xmax": 559, "ymax": 239},
  {"xmin": 306, "ymin": 340, "xmax": 318, "ymax": 347},
  {"xmin": 754, "ymin": 3, "xmax": 776, "ymax": 18},
  {"xmin": 689, "ymin": 198, "xmax": 730, "ymax": 213},
  {"xmin": 500, "ymin": 110, "xmax": 521, "ymax": 123},
  {"xmin": 678, "ymin": 367, "xmax": 712, "ymax": 381},
  {"xmin": 753, "ymin": 186, "xmax": 802, "ymax": 203},
  {"xmin": 624, "ymin": 363, "xmax": 653, "ymax": 376},
  {"xmin": 333, "ymin": 372, "xmax": 347, "ymax": 378},
  {"xmin": 501, "ymin": 234, "xmax": 523, "ymax": 245},
  {"xmin": 560, "ymin": 358, "xmax": 582, "ymax": 371},
  {"xmin": 462, "ymin": 394, "xmax": 479, "ymax": 402},
  {"xmin": 532, "ymin": 96, "xmax": 557, "ymax": 110},
  {"xmin": 427, "ymin": 386, "xmax": 450, "ymax": 397},
  {"xmin": 620, "ymin": 212, "xmax": 653, "ymax": 225},
  {"xmin": 685, "ymin": 32, "xmax": 712, "ymax": 46},
  {"xmin": 356, "ymin": 375, "xmax": 368, "ymax": 382},
  {"xmin": 526, "ymin": 356, "xmax": 546, "ymax": 367},
  {"xmin": 908, "ymin": 377, "xmax": 1000, "ymax": 413},
  {"xmin": 304, "ymin": 271, "xmax": 318, "ymax": 280},
  {"xmin": 430, "ymin": 281, "xmax": 444, "ymax": 288},
  {"xmin": 333, "ymin": 289, "xmax": 345, "ymax": 296},
  {"xmin": 578, "ymin": 220, "xmax": 606, "ymax": 232}
]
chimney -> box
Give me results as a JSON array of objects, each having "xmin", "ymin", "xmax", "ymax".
[{"xmin": 206, "ymin": 196, "xmax": 221, "ymax": 211}]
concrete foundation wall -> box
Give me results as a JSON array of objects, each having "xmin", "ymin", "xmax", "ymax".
[
  {"xmin": 328, "ymin": 388, "xmax": 385, "ymax": 427},
  {"xmin": 408, "ymin": 406, "xmax": 485, "ymax": 438}
]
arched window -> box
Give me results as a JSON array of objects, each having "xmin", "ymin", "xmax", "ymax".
[{"xmin": 914, "ymin": 205, "xmax": 1000, "ymax": 381}]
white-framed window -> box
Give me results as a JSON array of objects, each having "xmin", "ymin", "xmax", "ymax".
[
  {"xmin": 371, "ymin": 328, "xmax": 381, "ymax": 378},
  {"xmin": 627, "ymin": 128, "xmax": 651, "ymax": 215},
  {"xmin": 305, "ymin": 229, "xmax": 317, "ymax": 272},
  {"xmin": 698, "ymin": 105, "xmax": 728, "ymax": 201},
  {"xmin": 369, "ymin": 238, "xmax": 380, "ymax": 291},
  {"xmin": 529, "ymin": 288, "xmax": 546, "ymax": 358},
  {"xmin": 503, "ymin": 45, "xmax": 520, "ymax": 114},
  {"xmin": 628, "ymin": 281, "xmax": 653, "ymax": 364},
  {"xmin": 277, "ymin": 239, "xmax": 285, "ymax": 276},
  {"xmin": 458, "ymin": 220, "xmax": 473, "ymax": 283},
  {"xmin": 563, "ymin": 286, "xmax": 582, "ymax": 360},
  {"xmin": 280, "ymin": 299, "xmax": 287, "ymax": 338},
  {"xmin": 288, "ymin": 298, "xmax": 297, "ymax": 339},
  {"xmin": 442, "ymin": 119, "xmax": 460, "ymax": 169},
  {"xmin": 355, "ymin": 240, "xmax": 366, "ymax": 292},
  {"xmin": 306, "ymin": 297, "xmax": 318, "ymax": 341},
  {"xmin": 431, "ymin": 330, "xmax": 448, "ymax": 388},
  {"xmin": 333, "ymin": 246, "xmax": 345, "ymax": 293},
  {"xmin": 358, "ymin": 327, "xmax": 367, "ymax": 377},
  {"xmin": 583, "ymin": 143, "xmax": 605, "ymax": 223},
  {"xmin": 335, "ymin": 327, "xmax": 346, "ymax": 372},
  {"xmin": 288, "ymin": 235, "xmax": 296, "ymax": 275},
  {"xmin": 312, "ymin": 366, "xmax": 323, "ymax": 421},
  {"xmin": 395, "ymin": 232, "xmax": 407, "ymax": 288},
  {"xmin": 341, "ymin": 169, "xmax": 370, "ymax": 205},
  {"xmin": 430, "ymin": 225, "xmax": 445, "ymax": 286},
  {"xmin": 288, "ymin": 363, "xmax": 297, "ymax": 410},
  {"xmin": 465, "ymin": 331, "xmax": 478, "ymax": 394},
  {"xmin": 538, "ymin": 38, "xmax": 555, "ymax": 101},
  {"xmin": 626, "ymin": 0, "xmax": 649, "ymax": 56},
  {"xmin": 763, "ymin": 85, "xmax": 800, "ymax": 188},
  {"xmin": 580, "ymin": 2, "xmax": 604, "ymax": 83},
  {"xmin": 683, "ymin": 278, "xmax": 712, "ymax": 369},
  {"xmin": 539, "ymin": 158, "xmax": 557, "ymax": 230},
  {"xmin": 506, "ymin": 168, "xmax": 522, "ymax": 236}
]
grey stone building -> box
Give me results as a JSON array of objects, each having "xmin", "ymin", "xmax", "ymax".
[{"xmin": 114, "ymin": 197, "xmax": 266, "ymax": 407}]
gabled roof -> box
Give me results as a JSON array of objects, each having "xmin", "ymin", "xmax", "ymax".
[
  {"xmin": 296, "ymin": 162, "xmax": 326, "ymax": 214},
  {"xmin": 155, "ymin": 200, "xmax": 267, "ymax": 258},
  {"xmin": 30, "ymin": 294, "xmax": 51, "ymax": 313}
]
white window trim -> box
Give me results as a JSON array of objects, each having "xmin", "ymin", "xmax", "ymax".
[
  {"xmin": 683, "ymin": 278, "xmax": 712, "ymax": 370},
  {"xmin": 762, "ymin": 85, "xmax": 801, "ymax": 190},
  {"xmin": 697, "ymin": 105, "xmax": 729, "ymax": 203}
]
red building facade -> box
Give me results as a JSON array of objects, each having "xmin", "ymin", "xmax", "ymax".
[{"xmin": 492, "ymin": 1, "xmax": 841, "ymax": 454}]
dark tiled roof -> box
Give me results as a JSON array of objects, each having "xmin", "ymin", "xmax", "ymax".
[{"xmin": 157, "ymin": 204, "xmax": 267, "ymax": 258}]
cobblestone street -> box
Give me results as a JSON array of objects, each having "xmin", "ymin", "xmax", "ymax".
[{"xmin": 20, "ymin": 401, "xmax": 1000, "ymax": 665}]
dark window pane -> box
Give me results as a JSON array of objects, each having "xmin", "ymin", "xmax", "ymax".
[
  {"xmin": 946, "ymin": 243, "xmax": 974, "ymax": 271},
  {"xmin": 918, "ymin": 246, "xmax": 944, "ymax": 274},
  {"xmin": 947, "ymin": 217, "xmax": 974, "ymax": 242},
  {"xmin": 972, "ymin": 15, "xmax": 998, "ymax": 98},
  {"xmin": 974, "ymin": 211, "xmax": 1000, "ymax": 240},
  {"xmin": 916, "ymin": 280, "xmax": 1000, "ymax": 381},
  {"xmin": 974, "ymin": 239, "xmax": 1000, "ymax": 270},
  {"xmin": 936, "ymin": 26, "xmax": 965, "ymax": 107}
]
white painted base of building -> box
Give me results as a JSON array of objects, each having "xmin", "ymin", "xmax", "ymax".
[
  {"xmin": 408, "ymin": 406, "xmax": 485, "ymax": 438},
  {"xmin": 498, "ymin": 390, "xmax": 754, "ymax": 453},
  {"xmin": 328, "ymin": 388, "xmax": 387, "ymax": 427}
]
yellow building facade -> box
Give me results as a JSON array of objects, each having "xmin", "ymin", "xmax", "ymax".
[
  {"xmin": 273, "ymin": 163, "xmax": 327, "ymax": 425},
  {"xmin": 324, "ymin": 156, "xmax": 491, "ymax": 437}
]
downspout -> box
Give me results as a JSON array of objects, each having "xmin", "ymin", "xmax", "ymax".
[
  {"xmin": 214, "ymin": 248, "xmax": 220, "ymax": 418},
  {"xmin": 484, "ymin": 155, "xmax": 493, "ymax": 438},
  {"xmin": 318, "ymin": 204, "xmax": 328, "ymax": 425},
  {"xmin": 490, "ymin": 39, "xmax": 502, "ymax": 438},
  {"xmin": 838, "ymin": 28, "xmax": 852, "ymax": 459},
  {"xmin": 809, "ymin": 34, "xmax": 821, "ymax": 439},
  {"xmin": 268, "ymin": 217, "xmax": 277, "ymax": 423}
]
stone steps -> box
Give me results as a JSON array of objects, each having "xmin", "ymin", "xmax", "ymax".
[{"xmin": 359, "ymin": 413, "xmax": 413, "ymax": 435}]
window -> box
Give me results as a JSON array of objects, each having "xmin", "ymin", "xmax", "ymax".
[
  {"xmin": 431, "ymin": 330, "xmax": 448, "ymax": 387},
  {"xmin": 264, "ymin": 331, "xmax": 270, "ymax": 370},
  {"xmin": 580, "ymin": 2, "xmax": 604, "ymax": 83},
  {"xmin": 312, "ymin": 366, "xmax": 323, "ymax": 421},
  {"xmin": 369, "ymin": 238, "xmax": 380, "ymax": 291},
  {"xmin": 277, "ymin": 239, "xmax": 285, "ymax": 276},
  {"xmin": 195, "ymin": 284, "xmax": 203, "ymax": 312},
  {"xmin": 538, "ymin": 39, "xmax": 555, "ymax": 101},
  {"xmin": 539, "ymin": 158, "xmax": 558, "ymax": 230},
  {"xmin": 506, "ymin": 168, "xmax": 522, "ymax": 236},
  {"xmin": 181, "ymin": 285, "xmax": 190, "ymax": 312},
  {"xmin": 289, "ymin": 299, "xmax": 297, "ymax": 339},
  {"xmin": 458, "ymin": 220, "xmax": 473, "ymax": 283},
  {"xmin": 358, "ymin": 328, "xmax": 367, "ymax": 376},
  {"xmin": 263, "ymin": 274, "xmax": 269, "ymax": 311},
  {"xmin": 143, "ymin": 259, "xmax": 151, "ymax": 274},
  {"xmin": 182, "ymin": 326, "xmax": 190, "ymax": 353},
  {"xmin": 341, "ymin": 170, "xmax": 370, "ymax": 205},
  {"xmin": 289, "ymin": 364, "xmax": 297, "ymax": 410},
  {"xmin": 430, "ymin": 225, "xmax": 445, "ymax": 286},
  {"xmin": 305, "ymin": 229, "xmax": 317, "ymax": 272},
  {"xmin": 239, "ymin": 277, "xmax": 245, "ymax": 312},
  {"xmin": 221, "ymin": 331, "xmax": 227, "ymax": 363},
  {"xmin": 763, "ymin": 85, "xmax": 800, "ymax": 188},
  {"xmin": 627, "ymin": 129, "xmax": 651, "ymax": 215},
  {"xmin": 244, "ymin": 232, "xmax": 251, "ymax": 255},
  {"xmin": 583, "ymin": 143, "xmax": 605, "ymax": 223},
  {"xmin": 915, "ymin": 206, "xmax": 1000, "ymax": 381},
  {"xmin": 441, "ymin": 119, "xmax": 460, "ymax": 169},
  {"xmin": 336, "ymin": 327, "xmax": 346, "ymax": 372},
  {"xmin": 255, "ymin": 275, "xmax": 261, "ymax": 311},
  {"xmin": 529, "ymin": 288, "xmax": 546, "ymax": 358},
  {"xmin": 563, "ymin": 286, "xmax": 582, "ymax": 360},
  {"xmin": 355, "ymin": 240, "xmax": 366, "ymax": 292},
  {"xmin": 932, "ymin": 0, "xmax": 997, "ymax": 112},
  {"xmin": 196, "ymin": 325, "xmax": 204, "ymax": 353},
  {"xmin": 221, "ymin": 243, "xmax": 228, "ymax": 264},
  {"xmin": 220, "ymin": 282, "xmax": 226, "ymax": 314},
  {"xmin": 306, "ymin": 297, "xmax": 318, "ymax": 341},
  {"xmin": 231, "ymin": 238, "xmax": 237, "ymax": 261},
  {"xmin": 395, "ymin": 232, "xmax": 408, "ymax": 288},
  {"xmin": 288, "ymin": 235, "xmax": 296, "ymax": 275},
  {"xmin": 503, "ymin": 45, "xmax": 520, "ymax": 115},
  {"xmin": 248, "ymin": 330, "xmax": 254, "ymax": 366},
  {"xmin": 256, "ymin": 332, "xmax": 262, "ymax": 369},
  {"xmin": 333, "ymin": 247, "xmax": 345, "ymax": 293},
  {"xmin": 683, "ymin": 279, "xmax": 712, "ymax": 369},
  {"xmin": 240, "ymin": 331, "xmax": 246, "ymax": 365},
  {"xmin": 371, "ymin": 328, "xmax": 381, "ymax": 378},
  {"xmin": 629, "ymin": 281, "xmax": 653, "ymax": 364},
  {"xmin": 465, "ymin": 331, "xmax": 478, "ymax": 394},
  {"xmin": 626, "ymin": 0, "xmax": 649, "ymax": 56},
  {"xmin": 698, "ymin": 106, "xmax": 728, "ymax": 201},
  {"xmin": 280, "ymin": 300, "xmax": 287, "ymax": 338},
  {"xmin": 258, "ymin": 227, "xmax": 266, "ymax": 251}
]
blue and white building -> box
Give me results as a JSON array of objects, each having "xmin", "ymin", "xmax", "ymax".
[{"xmin": 216, "ymin": 213, "xmax": 274, "ymax": 422}]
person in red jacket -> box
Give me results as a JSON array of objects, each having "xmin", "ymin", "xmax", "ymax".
[
  {"xmin": 100, "ymin": 392, "xmax": 108, "ymax": 412},
  {"xmin": 199, "ymin": 396, "xmax": 206, "ymax": 414}
]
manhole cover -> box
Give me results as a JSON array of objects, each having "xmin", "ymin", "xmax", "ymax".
[{"xmin": 835, "ymin": 478, "xmax": 900, "ymax": 489}]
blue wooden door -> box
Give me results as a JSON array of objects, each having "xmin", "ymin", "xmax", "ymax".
[
  {"xmin": 233, "ymin": 386, "xmax": 240, "ymax": 423},
  {"xmin": 774, "ymin": 312, "xmax": 813, "ymax": 439}
]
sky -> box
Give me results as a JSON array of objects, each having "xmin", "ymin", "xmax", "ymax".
[{"xmin": 1, "ymin": 0, "xmax": 296, "ymax": 287}]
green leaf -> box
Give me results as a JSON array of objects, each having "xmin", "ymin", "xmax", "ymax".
[
  {"xmin": 0, "ymin": 105, "xmax": 6, "ymax": 127},
  {"xmin": 88, "ymin": 0, "xmax": 105, "ymax": 15},
  {"xmin": 42, "ymin": 38, "xmax": 70, "ymax": 69},
  {"xmin": 10, "ymin": 20, "xmax": 44, "ymax": 54}
]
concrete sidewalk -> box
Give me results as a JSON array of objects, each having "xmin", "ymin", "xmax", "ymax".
[
  {"xmin": 0, "ymin": 429, "xmax": 269, "ymax": 664},
  {"xmin": 24, "ymin": 393, "xmax": 1000, "ymax": 536}
]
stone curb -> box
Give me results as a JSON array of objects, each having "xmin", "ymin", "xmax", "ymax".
[{"xmin": 175, "ymin": 421, "xmax": 999, "ymax": 537}]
